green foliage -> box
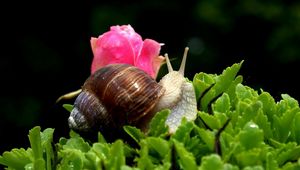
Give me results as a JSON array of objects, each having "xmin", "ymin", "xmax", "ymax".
[
  {"xmin": 147, "ymin": 109, "xmax": 170, "ymax": 137},
  {"xmin": 2, "ymin": 62, "xmax": 300, "ymax": 169},
  {"xmin": 0, "ymin": 126, "xmax": 54, "ymax": 170},
  {"xmin": 62, "ymin": 104, "xmax": 74, "ymax": 112}
]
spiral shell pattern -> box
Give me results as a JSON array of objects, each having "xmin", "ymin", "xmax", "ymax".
[{"xmin": 70, "ymin": 64, "xmax": 165, "ymax": 131}]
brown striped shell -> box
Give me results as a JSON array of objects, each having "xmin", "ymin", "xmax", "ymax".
[{"xmin": 68, "ymin": 64, "xmax": 165, "ymax": 131}]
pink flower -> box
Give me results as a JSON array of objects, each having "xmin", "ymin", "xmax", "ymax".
[{"xmin": 90, "ymin": 25, "xmax": 164, "ymax": 78}]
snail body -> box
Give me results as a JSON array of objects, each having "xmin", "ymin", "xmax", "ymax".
[{"xmin": 69, "ymin": 48, "xmax": 197, "ymax": 133}]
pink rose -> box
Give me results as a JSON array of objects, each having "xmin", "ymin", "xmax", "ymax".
[{"xmin": 90, "ymin": 25, "xmax": 164, "ymax": 78}]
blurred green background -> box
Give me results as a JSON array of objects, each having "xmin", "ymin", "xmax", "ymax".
[{"xmin": 1, "ymin": 0, "xmax": 300, "ymax": 153}]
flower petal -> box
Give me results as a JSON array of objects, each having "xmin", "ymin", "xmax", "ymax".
[
  {"xmin": 110, "ymin": 25, "xmax": 143, "ymax": 60},
  {"xmin": 135, "ymin": 39, "xmax": 164, "ymax": 78},
  {"xmin": 90, "ymin": 25, "xmax": 163, "ymax": 77},
  {"xmin": 90, "ymin": 31, "xmax": 136, "ymax": 73}
]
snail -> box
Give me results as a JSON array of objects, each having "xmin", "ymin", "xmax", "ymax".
[{"xmin": 68, "ymin": 47, "xmax": 197, "ymax": 134}]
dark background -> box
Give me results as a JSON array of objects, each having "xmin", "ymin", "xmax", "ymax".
[{"xmin": 1, "ymin": 1, "xmax": 300, "ymax": 153}]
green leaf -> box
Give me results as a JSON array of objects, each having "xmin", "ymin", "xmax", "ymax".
[
  {"xmin": 235, "ymin": 83, "xmax": 258, "ymax": 103},
  {"xmin": 243, "ymin": 166, "xmax": 264, "ymax": 170},
  {"xmin": 291, "ymin": 112, "xmax": 300, "ymax": 144},
  {"xmin": 194, "ymin": 126, "xmax": 215, "ymax": 151},
  {"xmin": 281, "ymin": 162, "xmax": 300, "ymax": 170},
  {"xmin": 25, "ymin": 163, "xmax": 34, "ymax": 170},
  {"xmin": 171, "ymin": 119, "xmax": 194, "ymax": 144},
  {"xmin": 281, "ymin": 94, "xmax": 299, "ymax": 109},
  {"xmin": 235, "ymin": 148, "xmax": 263, "ymax": 167},
  {"xmin": 186, "ymin": 136, "xmax": 209, "ymax": 164},
  {"xmin": 62, "ymin": 132, "xmax": 91, "ymax": 152},
  {"xmin": 137, "ymin": 140, "xmax": 155, "ymax": 170},
  {"xmin": 123, "ymin": 125, "xmax": 145, "ymax": 143},
  {"xmin": 123, "ymin": 144, "xmax": 136, "ymax": 160},
  {"xmin": 63, "ymin": 104, "xmax": 74, "ymax": 112},
  {"xmin": 212, "ymin": 93, "xmax": 231, "ymax": 114},
  {"xmin": 276, "ymin": 94, "xmax": 299, "ymax": 117},
  {"xmin": 219, "ymin": 132, "xmax": 236, "ymax": 162},
  {"xmin": 173, "ymin": 140, "xmax": 198, "ymax": 170},
  {"xmin": 28, "ymin": 126, "xmax": 43, "ymax": 160},
  {"xmin": 193, "ymin": 72, "xmax": 216, "ymax": 100},
  {"xmin": 41, "ymin": 128, "xmax": 55, "ymax": 170},
  {"xmin": 107, "ymin": 140, "xmax": 125, "ymax": 170},
  {"xmin": 28, "ymin": 126, "xmax": 45, "ymax": 169},
  {"xmin": 148, "ymin": 109, "xmax": 170, "ymax": 137},
  {"xmin": 257, "ymin": 91, "xmax": 276, "ymax": 123},
  {"xmin": 84, "ymin": 151, "xmax": 102, "ymax": 170},
  {"xmin": 198, "ymin": 111, "xmax": 221, "ymax": 129},
  {"xmin": 98, "ymin": 131, "xmax": 107, "ymax": 143},
  {"xmin": 199, "ymin": 154, "xmax": 224, "ymax": 170},
  {"xmin": 266, "ymin": 152, "xmax": 278, "ymax": 170},
  {"xmin": 91, "ymin": 143, "xmax": 110, "ymax": 161},
  {"xmin": 0, "ymin": 148, "xmax": 33, "ymax": 169},
  {"xmin": 275, "ymin": 142, "xmax": 300, "ymax": 166},
  {"xmin": 121, "ymin": 165, "xmax": 140, "ymax": 170},
  {"xmin": 57, "ymin": 149, "xmax": 84, "ymax": 170},
  {"xmin": 273, "ymin": 107, "xmax": 299, "ymax": 143},
  {"xmin": 254, "ymin": 110, "xmax": 273, "ymax": 139},
  {"xmin": 200, "ymin": 61, "xmax": 243, "ymax": 112},
  {"xmin": 223, "ymin": 164, "xmax": 239, "ymax": 170},
  {"xmin": 146, "ymin": 137, "xmax": 170, "ymax": 160},
  {"xmin": 238, "ymin": 122, "xmax": 264, "ymax": 150},
  {"xmin": 0, "ymin": 127, "xmax": 55, "ymax": 170},
  {"xmin": 236, "ymin": 100, "xmax": 263, "ymax": 130},
  {"xmin": 225, "ymin": 75, "xmax": 243, "ymax": 106}
]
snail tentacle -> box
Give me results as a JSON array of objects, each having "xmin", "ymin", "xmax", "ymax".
[
  {"xmin": 164, "ymin": 53, "xmax": 173, "ymax": 72},
  {"xmin": 179, "ymin": 47, "xmax": 189, "ymax": 76}
]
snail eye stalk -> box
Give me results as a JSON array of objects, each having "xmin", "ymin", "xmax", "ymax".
[
  {"xmin": 179, "ymin": 47, "xmax": 189, "ymax": 76},
  {"xmin": 164, "ymin": 47, "xmax": 189, "ymax": 75},
  {"xmin": 164, "ymin": 53, "xmax": 173, "ymax": 73}
]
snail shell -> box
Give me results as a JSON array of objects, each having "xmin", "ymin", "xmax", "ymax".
[
  {"xmin": 69, "ymin": 64, "xmax": 165, "ymax": 131},
  {"xmin": 69, "ymin": 47, "xmax": 197, "ymax": 133}
]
